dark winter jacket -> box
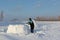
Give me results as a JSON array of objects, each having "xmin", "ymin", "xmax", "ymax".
[{"xmin": 28, "ymin": 20, "xmax": 34, "ymax": 29}]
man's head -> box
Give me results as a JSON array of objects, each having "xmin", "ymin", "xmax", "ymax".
[{"xmin": 29, "ymin": 18, "xmax": 32, "ymax": 21}]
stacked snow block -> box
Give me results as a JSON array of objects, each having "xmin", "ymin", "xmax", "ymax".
[{"xmin": 7, "ymin": 24, "xmax": 29, "ymax": 35}]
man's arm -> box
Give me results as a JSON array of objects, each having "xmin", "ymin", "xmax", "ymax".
[{"xmin": 26, "ymin": 22, "xmax": 30, "ymax": 24}]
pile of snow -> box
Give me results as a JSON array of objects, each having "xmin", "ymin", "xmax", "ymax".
[{"xmin": 7, "ymin": 24, "xmax": 30, "ymax": 35}]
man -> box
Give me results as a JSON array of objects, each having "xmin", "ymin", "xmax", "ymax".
[{"xmin": 27, "ymin": 18, "xmax": 34, "ymax": 33}]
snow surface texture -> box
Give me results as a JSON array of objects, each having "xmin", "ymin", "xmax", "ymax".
[{"xmin": 0, "ymin": 21, "xmax": 60, "ymax": 40}]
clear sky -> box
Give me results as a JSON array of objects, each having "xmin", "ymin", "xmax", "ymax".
[{"xmin": 0, "ymin": 0, "xmax": 60, "ymax": 20}]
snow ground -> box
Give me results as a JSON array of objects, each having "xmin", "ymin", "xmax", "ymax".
[{"xmin": 0, "ymin": 21, "xmax": 60, "ymax": 40}]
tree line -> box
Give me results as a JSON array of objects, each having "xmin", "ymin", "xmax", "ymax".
[{"xmin": 34, "ymin": 16, "xmax": 60, "ymax": 21}]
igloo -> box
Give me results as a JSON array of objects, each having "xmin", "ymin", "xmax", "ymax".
[{"xmin": 7, "ymin": 24, "xmax": 30, "ymax": 34}]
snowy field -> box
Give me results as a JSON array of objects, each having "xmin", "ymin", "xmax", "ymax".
[{"xmin": 0, "ymin": 21, "xmax": 60, "ymax": 40}]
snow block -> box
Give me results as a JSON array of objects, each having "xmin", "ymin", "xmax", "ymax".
[{"xmin": 7, "ymin": 24, "xmax": 29, "ymax": 35}]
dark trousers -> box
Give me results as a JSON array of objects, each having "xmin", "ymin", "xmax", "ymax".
[
  {"xmin": 30, "ymin": 26, "xmax": 34, "ymax": 33},
  {"xmin": 30, "ymin": 23, "xmax": 34, "ymax": 33},
  {"xmin": 31, "ymin": 29, "xmax": 34, "ymax": 33}
]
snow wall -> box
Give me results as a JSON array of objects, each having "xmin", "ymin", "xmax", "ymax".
[{"xmin": 7, "ymin": 24, "xmax": 30, "ymax": 35}]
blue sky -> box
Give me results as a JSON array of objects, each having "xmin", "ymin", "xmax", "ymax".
[{"xmin": 0, "ymin": 0, "xmax": 60, "ymax": 20}]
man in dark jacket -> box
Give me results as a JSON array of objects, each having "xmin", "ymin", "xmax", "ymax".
[{"xmin": 27, "ymin": 18, "xmax": 34, "ymax": 33}]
